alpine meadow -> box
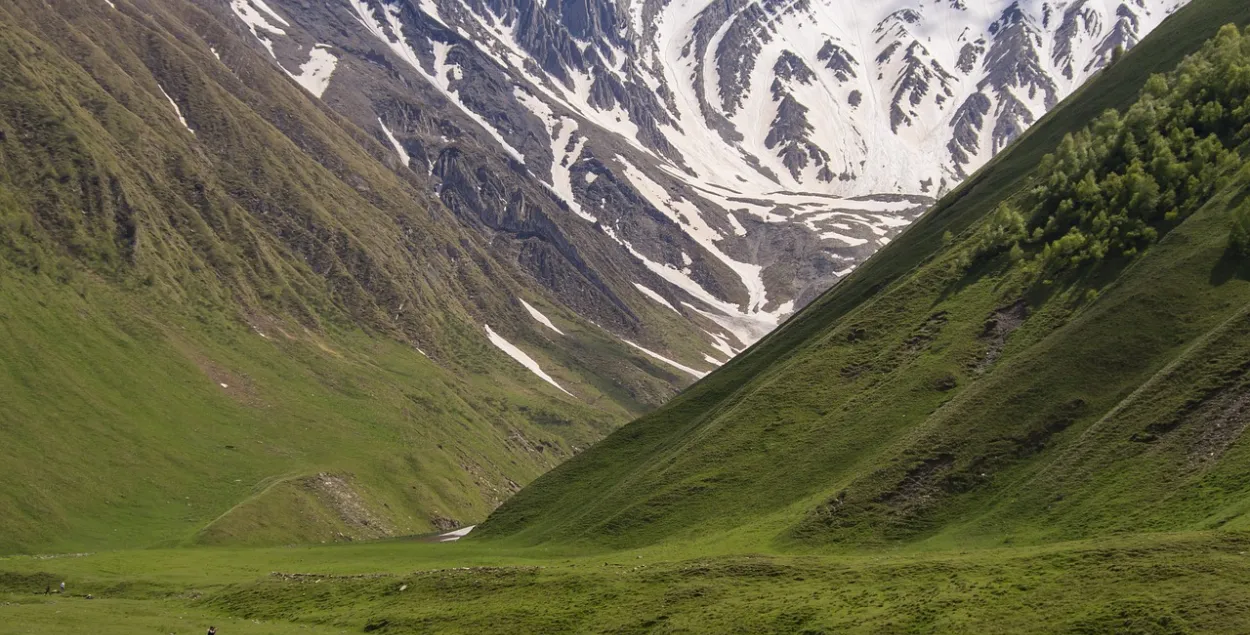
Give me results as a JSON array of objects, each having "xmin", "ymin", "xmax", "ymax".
[{"xmin": 4, "ymin": 0, "xmax": 1250, "ymax": 633}]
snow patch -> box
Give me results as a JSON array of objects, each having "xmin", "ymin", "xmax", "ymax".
[
  {"xmin": 430, "ymin": 40, "xmax": 525, "ymax": 163},
  {"xmin": 229, "ymin": 0, "xmax": 287, "ymax": 58},
  {"xmin": 622, "ymin": 340, "xmax": 707, "ymax": 380},
  {"xmin": 378, "ymin": 118, "xmax": 410, "ymax": 167},
  {"xmin": 513, "ymin": 87, "xmax": 594, "ymax": 222},
  {"xmin": 437, "ymin": 525, "xmax": 475, "ymax": 542},
  {"xmin": 288, "ymin": 44, "xmax": 338, "ymax": 98},
  {"xmin": 412, "ymin": 0, "xmax": 449, "ymax": 28},
  {"xmin": 633, "ymin": 283, "xmax": 680, "ymax": 314},
  {"xmin": 619, "ymin": 158, "xmax": 767, "ymax": 310},
  {"xmin": 484, "ymin": 325, "xmax": 573, "ymax": 396},
  {"xmin": 347, "ymin": 0, "xmax": 523, "ymax": 163},
  {"xmin": 602, "ymin": 225, "xmax": 789, "ymax": 345},
  {"xmin": 520, "ymin": 299, "xmax": 564, "ymax": 335},
  {"xmin": 702, "ymin": 329, "xmax": 740, "ymax": 359},
  {"xmin": 820, "ymin": 231, "xmax": 869, "ymax": 247},
  {"xmin": 614, "ymin": 158, "xmax": 793, "ymax": 342},
  {"xmin": 157, "ymin": 84, "xmax": 193, "ymax": 134},
  {"xmin": 548, "ymin": 120, "xmax": 591, "ymax": 221},
  {"xmin": 246, "ymin": 0, "xmax": 289, "ymax": 27}
]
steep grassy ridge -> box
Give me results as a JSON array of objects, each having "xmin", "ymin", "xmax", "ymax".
[{"xmin": 478, "ymin": 1, "xmax": 1250, "ymax": 550}]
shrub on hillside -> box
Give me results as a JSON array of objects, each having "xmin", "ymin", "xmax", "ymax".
[{"xmin": 960, "ymin": 24, "xmax": 1250, "ymax": 281}]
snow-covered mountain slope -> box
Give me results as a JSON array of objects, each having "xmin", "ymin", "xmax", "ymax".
[
  {"xmin": 625, "ymin": 0, "xmax": 1181, "ymax": 192},
  {"xmin": 214, "ymin": 0, "xmax": 1184, "ymax": 361}
]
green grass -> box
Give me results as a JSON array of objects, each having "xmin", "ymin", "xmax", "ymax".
[
  {"xmin": 0, "ymin": 600, "xmax": 345, "ymax": 635},
  {"xmin": 4, "ymin": 531, "xmax": 1250, "ymax": 633},
  {"xmin": 0, "ymin": 266, "xmax": 629, "ymax": 553}
]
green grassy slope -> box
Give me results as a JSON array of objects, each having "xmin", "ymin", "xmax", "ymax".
[
  {"xmin": 0, "ymin": 0, "xmax": 691, "ymax": 553},
  {"xmin": 0, "ymin": 266, "xmax": 622, "ymax": 553},
  {"xmin": 477, "ymin": 0, "xmax": 1250, "ymax": 550}
]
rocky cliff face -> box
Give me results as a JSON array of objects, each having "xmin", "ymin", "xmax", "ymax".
[{"xmin": 218, "ymin": 0, "xmax": 1181, "ymax": 370}]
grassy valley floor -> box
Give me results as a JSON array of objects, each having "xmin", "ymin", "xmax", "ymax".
[{"xmin": 3, "ymin": 530, "xmax": 1250, "ymax": 634}]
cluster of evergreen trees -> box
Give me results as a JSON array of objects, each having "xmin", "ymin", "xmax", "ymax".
[{"xmin": 961, "ymin": 24, "xmax": 1250, "ymax": 278}]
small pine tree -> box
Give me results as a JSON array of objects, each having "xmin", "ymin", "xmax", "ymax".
[
  {"xmin": 1008, "ymin": 243, "xmax": 1025, "ymax": 263},
  {"xmin": 1110, "ymin": 44, "xmax": 1126, "ymax": 66}
]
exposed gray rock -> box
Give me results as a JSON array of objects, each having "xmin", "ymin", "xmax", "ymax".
[{"xmin": 817, "ymin": 40, "xmax": 858, "ymax": 81}]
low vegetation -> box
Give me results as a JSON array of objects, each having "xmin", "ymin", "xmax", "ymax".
[
  {"xmin": 5, "ymin": 531, "xmax": 1250, "ymax": 634},
  {"xmin": 961, "ymin": 24, "xmax": 1250, "ymax": 285}
]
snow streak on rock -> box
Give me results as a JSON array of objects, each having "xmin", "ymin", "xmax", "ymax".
[
  {"xmin": 157, "ymin": 83, "xmax": 194, "ymax": 134},
  {"xmin": 622, "ymin": 340, "xmax": 708, "ymax": 380},
  {"xmin": 288, "ymin": 44, "xmax": 338, "ymax": 97},
  {"xmin": 485, "ymin": 325, "xmax": 573, "ymax": 396},
  {"xmin": 378, "ymin": 118, "xmax": 410, "ymax": 167},
  {"xmin": 514, "ymin": 86, "xmax": 595, "ymax": 221},
  {"xmin": 634, "ymin": 283, "xmax": 680, "ymax": 314},
  {"xmin": 230, "ymin": 0, "xmax": 288, "ymax": 58},
  {"xmin": 521, "ymin": 300, "xmax": 565, "ymax": 335},
  {"xmin": 347, "ymin": 0, "xmax": 523, "ymax": 162}
]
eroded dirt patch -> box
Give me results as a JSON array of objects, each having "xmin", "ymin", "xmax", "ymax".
[
  {"xmin": 460, "ymin": 459, "xmax": 521, "ymax": 510},
  {"xmin": 167, "ymin": 336, "xmax": 266, "ymax": 409},
  {"xmin": 428, "ymin": 516, "xmax": 461, "ymax": 533},
  {"xmin": 875, "ymin": 454, "xmax": 957, "ymax": 510},
  {"xmin": 976, "ymin": 300, "xmax": 1028, "ymax": 373},
  {"xmin": 299, "ymin": 473, "xmax": 394, "ymax": 539},
  {"xmin": 1188, "ymin": 386, "xmax": 1250, "ymax": 469},
  {"xmin": 902, "ymin": 311, "xmax": 949, "ymax": 355}
]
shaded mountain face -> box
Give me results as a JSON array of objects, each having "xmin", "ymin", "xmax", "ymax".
[{"xmin": 220, "ymin": 0, "xmax": 1184, "ymax": 354}]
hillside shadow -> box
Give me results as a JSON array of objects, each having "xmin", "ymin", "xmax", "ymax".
[
  {"xmin": 1210, "ymin": 248, "xmax": 1250, "ymax": 286},
  {"xmin": 937, "ymin": 250, "xmax": 1138, "ymax": 313},
  {"xmin": 934, "ymin": 256, "xmax": 1006, "ymax": 306}
]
